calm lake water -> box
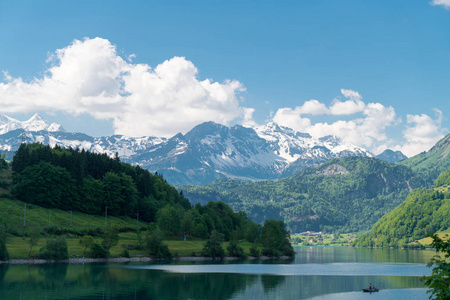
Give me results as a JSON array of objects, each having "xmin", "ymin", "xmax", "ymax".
[{"xmin": 0, "ymin": 246, "xmax": 436, "ymax": 299}]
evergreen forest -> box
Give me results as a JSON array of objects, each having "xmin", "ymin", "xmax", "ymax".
[{"xmin": 7, "ymin": 143, "xmax": 263, "ymax": 243}]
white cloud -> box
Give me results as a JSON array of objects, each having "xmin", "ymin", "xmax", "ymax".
[
  {"xmin": 329, "ymin": 89, "xmax": 365, "ymax": 115},
  {"xmin": 430, "ymin": 0, "xmax": 450, "ymax": 8},
  {"xmin": 273, "ymin": 90, "xmax": 401, "ymax": 153},
  {"xmin": 242, "ymin": 107, "xmax": 257, "ymax": 127},
  {"xmin": 398, "ymin": 109, "xmax": 445, "ymax": 157},
  {"xmin": 297, "ymin": 99, "xmax": 329, "ymax": 115},
  {"xmin": 273, "ymin": 90, "xmax": 447, "ymax": 157},
  {"xmin": 0, "ymin": 37, "xmax": 247, "ymax": 137}
]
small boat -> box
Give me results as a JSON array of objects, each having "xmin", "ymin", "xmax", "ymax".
[{"xmin": 362, "ymin": 288, "xmax": 379, "ymax": 293}]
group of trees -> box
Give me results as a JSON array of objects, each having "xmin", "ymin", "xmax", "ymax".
[
  {"xmin": 4, "ymin": 143, "xmax": 295, "ymax": 258},
  {"xmin": 0, "ymin": 143, "xmax": 296, "ymax": 260},
  {"xmin": 200, "ymin": 219, "xmax": 294, "ymax": 259},
  {"xmin": 12, "ymin": 143, "xmax": 190, "ymax": 221},
  {"xmin": 356, "ymin": 172, "xmax": 450, "ymax": 248}
]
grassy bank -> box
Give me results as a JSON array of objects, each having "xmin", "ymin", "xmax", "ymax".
[
  {"xmin": 418, "ymin": 228, "xmax": 450, "ymax": 246},
  {"xmin": 0, "ymin": 197, "xmax": 261, "ymax": 259},
  {"xmin": 5, "ymin": 235, "xmax": 260, "ymax": 259},
  {"xmin": 0, "ymin": 197, "xmax": 145, "ymax": 229}
]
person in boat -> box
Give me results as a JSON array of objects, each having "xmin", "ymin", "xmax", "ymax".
[{"xmin": 369, "ymin": 283, "xmax": 372, "ymax": 290}]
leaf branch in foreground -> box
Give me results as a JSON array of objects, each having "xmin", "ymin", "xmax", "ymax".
[{"xmin": 422, "ymin": 233, "xmax": 450, "ymax": 300}]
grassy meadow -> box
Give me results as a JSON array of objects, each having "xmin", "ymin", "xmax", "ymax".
[{"xmin": 0, "ymin": 196, "xmax": 263, "ymax": 259}]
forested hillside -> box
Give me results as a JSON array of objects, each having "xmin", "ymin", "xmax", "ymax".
[
  {"xmin": 11, "ymin": 143, "xmax": 189, "ymax": 221},
  {"xmin": 181, "ymin": 157, "xmax": 426, "ymax": 233},
  {"xmin": 6, "ymin": 143, "xmax": 260, "ymax": 242},
  {"xmin": 398, "ymin": 133, "xmax": 450, "ymax": 184},
  {"xmin": 356, "ymin": 171, "xmax": 450, "ymax": 248}
]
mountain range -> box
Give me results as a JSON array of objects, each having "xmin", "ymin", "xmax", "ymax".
[
  {"xmin": 0, "ymin": 113, "xmax": 404, "ymax": 185},
  {"xmin": 181, "ymin": 133, "xmax": 450, "ymax": 233}
]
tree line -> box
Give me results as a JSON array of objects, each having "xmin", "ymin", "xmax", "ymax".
[{"xmin": 8, "ymin": 143, "xmax": 290, "ymax": 252}]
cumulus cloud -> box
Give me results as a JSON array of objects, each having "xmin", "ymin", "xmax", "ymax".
[
  {"xmin": 297, "ymin": 99, "xmax": 329, "ymax": 115},
  {"xmin": 329, "ymin": 89, "xmax": 365, "ymax": 115},
  {"xmin": 273, "ymin": 90, "xmax": 446, "ymax": 157},
  {"xmin": 273, "ymin": 90, "xmax": 397, "ymax": 148},
  {"xmin": 398, "ymin": 109, "xmax": 445, "ymax": 157},
  {"xmin": 430, "ymin": 0, "xmax": 450, "ymax": 8},
  {"xmin": 0, "ymin": 37, "xmax": 247, "ymax": 137}
]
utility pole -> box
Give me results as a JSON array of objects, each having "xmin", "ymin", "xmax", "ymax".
[
  {"xmin": 136, "ymin": 212, "xmax": 139, "ymax": 228},
  {"xmin": 70, "ymin": 210, "xmax": 72, "ymax": 226},
  {"xmin": 23, "ymin": 203, "xmax": 26, "ymax": 227},
  {"xmin": 105, "ymin": 206, "xmax": 108, "ymax": 228}
]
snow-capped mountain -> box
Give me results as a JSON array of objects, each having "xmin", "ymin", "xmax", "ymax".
[
  {"xmin": 0, "ymin": 115, "xmax": 375, "ymax": 185},
  {"xmin": 0, "ymin": 113, "xmax": 65, "ymax": 134}
]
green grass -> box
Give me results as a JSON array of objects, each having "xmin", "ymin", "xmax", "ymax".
[
  {"xmin": 418, "ymin": 228, "xmax": 450, "ymax": 246},
  {"xmin": 0, "ymin": 169, "xmax": 261, "ymax": 259},
  {"xmin": 0, "ymin": 197, "xmax": 145, "ymax": 229},
  {"xmin": 5, "ymin": 235, "xmax": 263, "ymax": 259}
]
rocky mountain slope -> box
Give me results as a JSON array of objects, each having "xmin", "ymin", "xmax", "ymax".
[
  {"xmin": 0, "ymin": 113, "xmax": 406, "ymax": 185},
  {"xmin": 375, "ymin": 149, "xmax": 407, "ymax": 164}
]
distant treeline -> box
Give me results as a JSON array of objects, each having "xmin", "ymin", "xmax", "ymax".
[{"xmin": 10, "ymin": 143, "xmax": 261, "ymax": 241}]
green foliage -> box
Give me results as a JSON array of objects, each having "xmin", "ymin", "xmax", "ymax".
[
  {"xmin": 102, "ymin": 227, "xmax": 119, "ymax": 250},
  {"xmin": 28, "ymin": 229, "xmax": 41, "ymax": 258},
  {"xmin": 435, "ymin": 170, "xmax": 450, "ymax": 188},
  {"xmin": 249, "ymin": 246, "xmax": 260, "ymax": 257},
  {"xmin": 0, "ymin": 222, "xmax": 9, "ymax": 260},
  {"xmin": 202, "ymin": 230, "xmax": 225, "ymax": 259},
  {"xmin": 356, "ymin": 186, "xmax": 450, "ymax": 248},
  {"xmin": 244, "ymin": 221, "xmax": 260, "ymax": 243},
  {"xmin": 261, "ymin": 219, "xmax": 294, "ymax": 257},
  {"xmin": 182, "ymin": 157, "xmax": 426, "ymax": 233},
  {"xmin": 145, "ymin": 228, "xmax": 171, "ymax": 259},
  {"xmin": 90, "ymin": 242, "xmax": 109, "ymax": 258},
  {"xmin": 355, "ymin": 169, "xmax": 450, "ymax": 248},
  {"xmin": 157, "ymin": 206, "xmax": 182, "ymax": 236},
  {"xmin": 422, "ymin": 233, "xmax": 450, "ymax": 299},
  {"xmin": 121, "ymin": 249, "xmax": 130, "ymax": 258},
  {"xmin": 227, "ymin": 239, "xmax": 245, "ymax": 258},
  {"xmin": 399, "ymin": 134, "xmax": 450, "ymax": 185},
  {"xmin": 0, "ymin": 157, "xmax": 7, "ymax": 170},
  {"xmin": 79, "ymin": 235, "xmax": 94, "ymax": 254},
  {"xmin": 11, "ymin": 143, "xmax": 191, "ymax": 221},
  {"xmin": 13, "ymin": 161, "xmax": 79, "ymax": 210},
  {"xmin": 39, "ymin": 236, "xmax": 69, "ymax": 260}
]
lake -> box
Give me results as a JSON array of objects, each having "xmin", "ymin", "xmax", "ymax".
[{"xmin": 0, "ymin": 246, "xmax": 436, "ymax": 299}]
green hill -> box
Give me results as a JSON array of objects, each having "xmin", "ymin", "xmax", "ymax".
[
  {"xmin": 181, "ymin": 157, "xmax": 426, "ymax": 233},
  {"xmin": 398, "ymin": 133, "xmax": 450, "ymax": 183},
  {"xmin": 356, "ymin": 171, "xmax": 450, "ymax": 248}
]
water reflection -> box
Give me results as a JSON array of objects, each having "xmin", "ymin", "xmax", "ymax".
[
  {"xmin": 0, "ymin": 247, "xmax": 434, "ymax": 300},
  {"xmin": 294, "ymin": 246, "xmax": 435, "ymax": 264}
]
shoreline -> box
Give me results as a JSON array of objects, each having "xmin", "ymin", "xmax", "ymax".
[{"xmin": 1, "ymin": 255, "xmax": 292, "ymax": 265}]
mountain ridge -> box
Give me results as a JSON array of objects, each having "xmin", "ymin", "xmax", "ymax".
[
  {"xmin": 0, "ymin": 114, "xmax": 408, "ymax": 185},
  {"xmin": 180, "ymin": 156, "xmax": 426, "ymax": 232}
]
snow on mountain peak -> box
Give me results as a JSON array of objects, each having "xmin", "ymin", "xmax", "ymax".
[{"xmin": 0, "ymin": 113, "xmax": 65, "ymax": 134}]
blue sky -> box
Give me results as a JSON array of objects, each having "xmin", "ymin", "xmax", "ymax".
[{"xmin": 0, "ymin": 0, "xmax": 449, "ymax": 156}]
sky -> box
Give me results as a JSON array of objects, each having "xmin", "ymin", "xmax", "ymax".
[{"xmin": 0, "ymin": 0, "xmax": 449, "ymax": 157}]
